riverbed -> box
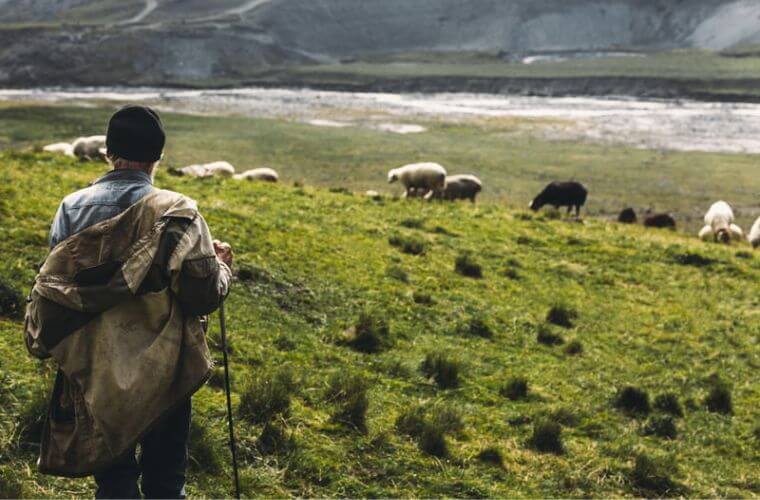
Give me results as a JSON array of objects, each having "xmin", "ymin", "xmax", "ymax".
[{"xmin": 2, "ymin": 87, "xmax": 760, "ymax": 154}]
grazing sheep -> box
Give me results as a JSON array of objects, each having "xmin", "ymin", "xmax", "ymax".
[
  {"xmin": 699, "ymin": 201, "xmax": 743, "ymax": 243},
  {"xmin": 643, "ymin": 213, "xmax": 676, "ymax": 229},
  {"xmin": 72, "ymin": 135, "xmax": 107, "ymax": 162},
  {"xmin": 233, "ymin": 167, "xmax": 279, "ymax": 183},
  {"xmin": 529, "ymin": 181, "xmax": 588, "ymax": 216},
  {"xmin": 749, "ymin": 217, "xmax": 760, "ymax": 248},
  {"xmin": 388, "ymin": 162, "xmax": 447, "ymax": 200},
  {"xmin": 436, "ymin": 174, "xmax": 483, "ymax": 202},
  {"xmin": 618, "ymin": 207, "xmax": 637, "ymax": 224},
  {"xmin": 174, "ymin": 161, "xmax": 236, "ymax": 178},
  {"xmin": 43, "ymin": 142, "xmax": 74, "ymax": 156}
]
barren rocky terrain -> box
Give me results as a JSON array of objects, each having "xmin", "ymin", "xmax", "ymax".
[{"xmin": 2, "ymin": 0, "xmax": 760, "ymax": 95}]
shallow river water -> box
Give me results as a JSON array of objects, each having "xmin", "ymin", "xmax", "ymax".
[{"xmin": 2, "ymin": 87, "xmax": 760, "ymax": 154}]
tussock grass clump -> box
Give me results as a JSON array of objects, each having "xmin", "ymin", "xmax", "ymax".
[
  {"xmin": 0, "ymin": 281, "xmax": 23, "ymax": 319},
  {"xmin": 388, "ymin": 234, "xmax": 427, "ymax": 255},
  {"xmin": 643, "ymin": 415, "xmax": 678, "ymax": 439},
  {"xmin": 395, "ymin": 404, "xmax": 462, "ymax": 457},
  {"xmin": 418, "ymin": 424, "xmax": 448, "ymax": 458},
  {"xmin": 421, "ymin": 352, "xmax": 461, "ymax": 389},
  {"xmin": 563, "ymin": 340, "xmax": 583, "ymax": 355},
  {"xmin": 500, "ymin": 267, "xmax": 520, "ymax": 280},
  {"xmin": 348, "ymin": 310, "xmax": 394, "ymax": 353},
  {"xmin": 399, "ymin": 218, "xmax": 425, "ymax": 229},
  {"xmin": 412, "ymin": 291, "xmax": 434, "ymax": 305},
  {"xmin": 546, "ymin": 304, "xmax": 577, "ymax": 328},
  {"xmin": 0, "ymin": 469, "xmax": 23, "ymax": 499},
  {"xmin": 257, "ymin": 421, "xmax": 296, "ymax": 455},
  {"xmin": 673, "ymin": 252, "xmax": 716, "ymax": 267},
  {"xmin": 395, "ymin": 405, "xmax": 427, "ymax": 438},
  {"xmin": 325, "ymin": 372, "xmax": 370, "ymax": 432},
  {"xmin": 454, "ymin": 252, "xmax": 483, "ymax": 278},
  {"xmin": 629, "ymin": 454, "xmax": 682, "ymax": 497},
  {"xmin": 704, "ymin": 383, "xmax": 732, "ymax": 415},
  {"xmin": 239, "ymin": 368, "xmax": 296, "ymax": 424},
  {"xmin": 329, "ymin": 186, "xmax": 352, "ymax": 195},
  {"xmin": 188, "ymin": 420, "xmax": 223, "ymax": 474},
  {"xmin": 477, "ymin": 447, "xmax": 505, "ymax": 469},
  {"xmin": 274, "ymin": 334, "xmax": 297, "ymax": 351},
  {"xmin": 654, "ymin": 393, "xmax": 683, "ymax": 418},
  {"xmin": 528, "ymin": 420, "xmax": 564, "ymax": 454},
  {"xmin": 735, "ymin": 251, "xmax": 753, "ymax": 259},
  {"xmin": 431, "ymin": 405, "xmax": 464, "ymax": 435},
  {"xmin": 500, "ymin": 377, "xmax": 529, "ymax": 401},
  {"xmin": 614, "ymin": 386, "xmax": 651, "ymax": 416},
  {"xmin": 459, "ymin": 316, "xmax": 494, "ymax": 339},
  {"xmin": 14, "ymin": 388, "xmax": 48, "ymax": 451},
  {"xmin": 536, "ymin": 325, "xmax": 564, "ymax": 346},
  {"xmin": 386, "ymin": 265, "xmax": 409, "ymax": 283}
]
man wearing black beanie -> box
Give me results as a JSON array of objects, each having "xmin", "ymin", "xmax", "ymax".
[{"xmin": 34, "ymin": 105, "xmax": 234, "ymax": 498}]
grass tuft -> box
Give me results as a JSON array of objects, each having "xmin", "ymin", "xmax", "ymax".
[
  {"xmin": 388, "ymin": 234, "xmax": 426, "ymax": 255},
  {"xmin": 421, "ymin": 352, "xmax": 461, "ymax": 389},
  {"xmin": 614, "ymin": 386, "xmax": 651, "ymax": 416},
  {"xmin": 385, "ymin": 265, "xmax": 409, "ymax": 283},
  {"xmin": 704, "ymin": 383, "xmax": 732, "ymax": 415},
  {"xmin": 412, "ymin": 291, "xmax": 434, "ymax": 305},
  {"xmin": 528, "ymin": 420, "xmax": 564, "ymax": 454},
  {"xmin": 0, "ymin": 469, "xmax": 23, "ymax": 499},
  {"xmin": 476, "ymin": 446, "xmax": 505, "ymax": 469},
  {"xmin": 188, "ymin": 419, "xmax": 223, "ymax": 474},
  {"xmin": 455, "ymin": 252, "xmax": 483, "ymax": 278},
  {"xmin": 653, "ymin": 393, "xmax": 684, "ymax": 418},
  {"xmin": 459, "ymin": 316, "xmax": 494, "ymax": 339},
  {"xmin": 643, "ymin": 415, "xmax": 678, "ymax": 439},
  {"xmin": 499, "ymin": 377, "xmax": 529, "ymax": 401},
  {"xmin": 546, "ymin": 304, "xmax": 577, "ymax": 328},
  {"xmin": 0, "ymin": 281, "xmax": 23, "ymax": 319},
  {"xmin": 257, "ymin": 421, "xmax": 296, "ymax": 455},
  {"xmin": 13, "ymin": 388, "xmax": 48, "ymax": 452},
  {"xmin": 395, "ymin": 405, "xmax": 427, "ymax": 438},
  {"xmin": 348, "ymin": 310, "xmax": 394, "ymax": 353},
  {"xmin": 399, "ymin": 218, "xmax": 425, "ymax": 229},
  {"xmin": 325, "ymin": 372, "xmax": 370, "ymax": 432},
  {"xmin": 563, "ymin": 339, "xmax": 583, "ymax": 355},
  {"xmin": 239, "ymin": 368, "xmax": 296, "ymax": 424},
  {"xmin": 629, "ymin": 454, "xmax": 682, "ymax": 497},
  {"xmin": 536, "ymin": 325, "xmax": 564, "ymax": 346},
  {"xmin": 418, "ymin": 424, "xmax": 448, "ymax": 458}
]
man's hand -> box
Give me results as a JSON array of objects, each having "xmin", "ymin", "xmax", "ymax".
[{"xmin": 213, "ymin": 240, "xmax": 234, "ymax": 268}]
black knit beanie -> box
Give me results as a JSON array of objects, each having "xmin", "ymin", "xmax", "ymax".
[{"xmin": 106, "ymin": 105, "xmax": 165, "ymax": 162}]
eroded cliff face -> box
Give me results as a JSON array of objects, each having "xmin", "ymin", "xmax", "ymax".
[{"xmin": 0, "ymin": 0, "xmax": 757, "ymax": 88}]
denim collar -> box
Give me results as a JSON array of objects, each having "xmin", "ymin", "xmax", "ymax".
[{"xmin": 93, "ymin": 169, "xmax": 153, "ymax": 186}]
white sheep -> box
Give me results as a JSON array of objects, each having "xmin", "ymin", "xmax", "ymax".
[
  {"xmin": 749, "ymin": 216, "xmax": 760, "ymax": 248},
  {"xmin": 233, "ymin": 167, "xmax": 279, "ymax": 182},
  {"xmin": 387, "ymin": 162, "xmax": 447, "ymax": 200},
  {"xmin": 699, "ymin": 201, "xmax": 743, "ymax": 243},
  {"xmin": 175, "ymin": 161, "xmax": 236, "ymax": 178},
  {"xmin": 437, "ymin": 174, "xmax": 483, "ymax": 202},
  {"xmin": 72, "ymin": 135, "xmax": 107, "ymax": 162},
  {"xmin": 43, "ymin": 142, "xmax": 74, "ymax": 156}
]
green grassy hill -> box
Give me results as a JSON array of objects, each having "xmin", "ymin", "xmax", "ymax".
[
  {"xmin": 0, "ymin": 151, "xmax": 758, "ymax": 497},
  {"xmin": 1, "ymin": 103, "xmax": 760, "ymax": 235}
]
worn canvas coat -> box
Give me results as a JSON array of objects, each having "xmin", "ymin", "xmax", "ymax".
[{"xmin": 24, "ymin": 188, "xmax": 231, "ymax": 477}]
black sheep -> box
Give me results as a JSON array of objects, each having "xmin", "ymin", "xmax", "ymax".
[
  {"xmin": 643, "ymin": 213, "xmax": 676, "ymax": 229},
  {"xmin": 529, "ymin": 181, "xmax": 588, "ymax": 216},
  {"xmin": 618, "ymin": 207, "xmax": 637, "ymax": 224}
]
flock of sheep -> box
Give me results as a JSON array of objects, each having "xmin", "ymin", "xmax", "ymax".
[{"xmin": 42, "ymin": 139, "xmax": 760, "ymax": 248}]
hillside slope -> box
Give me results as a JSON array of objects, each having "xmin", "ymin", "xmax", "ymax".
[
  {"xmin": 3, "ymin": 0, "xmax": 760, "ymax": 90},
  {"xmin": 0, "ymin": 151, "xmax": 758, "ymax": 497}
]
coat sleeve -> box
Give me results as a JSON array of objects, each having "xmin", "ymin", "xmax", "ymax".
[{"xmin": 170, "ymin": 212, "xmax": 233, "ymax": 317}]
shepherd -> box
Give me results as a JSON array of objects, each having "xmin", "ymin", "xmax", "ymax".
[{"xmin": 24, "ymin": 105, "xmax": 234, "ymax": 499}]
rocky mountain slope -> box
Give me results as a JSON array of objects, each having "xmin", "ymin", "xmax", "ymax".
[{"xmin": 1, "ymin": 0, "xmax": 760, "ymax": 88}]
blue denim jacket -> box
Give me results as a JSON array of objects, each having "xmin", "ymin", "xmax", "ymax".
[{"xmin": 49, "ymin": 169, "xmax": 155, "ymax": 248}]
